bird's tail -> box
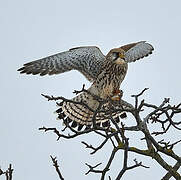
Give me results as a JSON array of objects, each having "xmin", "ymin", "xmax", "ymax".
[{"xmin": 55, "ymin": 92, "xmax": 126, "ymax": 131}]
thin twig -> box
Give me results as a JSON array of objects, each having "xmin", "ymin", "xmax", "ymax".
[
  {"xmin": 0, "ymin": 164, "xmax": 13, "ymax": 180},
  {"xmin": 85, "ymin": 163, "xmax": 102, "ymax": 175},
  {"xmin": 50, "ymin": 155, "xmax": 64, "ymax": 180}
]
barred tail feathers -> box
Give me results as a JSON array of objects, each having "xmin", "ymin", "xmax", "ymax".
[
  {"xmin": 55, "ymin": 92, "xmax": 126, "ymax": 130},
  {"xmin": 63, "ymin": 92, "xmax": 96, "ymax": 126}
]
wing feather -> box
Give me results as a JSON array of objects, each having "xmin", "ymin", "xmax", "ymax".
[
  {"xmin": 123, "ymin": 41, "xmax": 154, "ymax": 63},
  {"xmin": 18, "ymin": 46, "xmax": 105, "ymax": 82}
]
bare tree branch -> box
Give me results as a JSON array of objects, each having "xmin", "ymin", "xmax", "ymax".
[
  {"xmin": 40, "ymin": 87, "xmax": 181, "ymax": 179},
  {"xmin": 161, "ymin": 161, "xmax": 181, "ymax": 180},
  {"xmin": 85, "ymin": 162, "xmax": 103, "ymax": 175},
  {"xmin": 0, "ymin": 164, "xmax": 13, "ymax": 180},
  {"xmin": 50, "ymin": 155, "xmax": 64, "ymax": 180}
]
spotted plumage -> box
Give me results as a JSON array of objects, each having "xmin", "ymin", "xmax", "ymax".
[{"xmin": 18, "ymin": 41, "xmax": 154, "ymax": 129}]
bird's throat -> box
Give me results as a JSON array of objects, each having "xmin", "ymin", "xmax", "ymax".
[{"xmin": 115, "ymin": 58, "xmax": 126, "ymax": 65}]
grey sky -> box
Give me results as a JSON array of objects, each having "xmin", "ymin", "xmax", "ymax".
[{"xmin": 0, "ymin": 0, "xmax": 181, "ymax": 179}]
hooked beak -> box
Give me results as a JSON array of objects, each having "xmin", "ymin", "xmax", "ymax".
[{"xmin": 119, "ymin": 53, "xmax": 125, "ymax": 60}]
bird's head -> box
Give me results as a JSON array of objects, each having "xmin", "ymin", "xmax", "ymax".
[{"xmin": 106, "ymin": 48, "xmax": 126, "ymax": 65}]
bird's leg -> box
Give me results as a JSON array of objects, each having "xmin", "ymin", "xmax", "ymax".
[{"xmin": 111, "ymin": 89, "xmax": 123, "ymax": 101}]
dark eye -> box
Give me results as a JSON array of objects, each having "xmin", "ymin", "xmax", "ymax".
[{"xmin": 112, "ymin": 52, "xmax": 119, "ymax": 60}]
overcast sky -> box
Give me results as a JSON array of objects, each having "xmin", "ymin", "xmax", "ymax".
[{"xmin": 1, "ymin": 0, "xmax": 181, "ymax": 179}]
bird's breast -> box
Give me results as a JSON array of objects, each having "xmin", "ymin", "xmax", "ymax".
[
  {"xmin": 92, "ymin": 73, "xmax": 120, "ymax": 99},
  {"xmin": 100, "ymin": 83, "xmax": 115, "ymax": 99},
  {"xmin": 89, "ymin": 62, "xmax": 128, "ymax": 99}
]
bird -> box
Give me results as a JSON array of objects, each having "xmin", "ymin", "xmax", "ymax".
[{"xmin": 18, "ymin": 41, "xmax": 154, "ymax": 130}]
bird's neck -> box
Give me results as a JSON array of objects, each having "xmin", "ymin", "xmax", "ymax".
[{"xmin": 103, "ymin": 60, "xmax": 128, "ymax": 76}]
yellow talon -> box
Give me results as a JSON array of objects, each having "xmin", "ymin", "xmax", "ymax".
[
  {"xmin": 112, "ymin": 89, "xmax": 123, "ymax": 101},
  {"xmin": 111, "ymin": 96, "xmax": 120, "ymax": 101}
]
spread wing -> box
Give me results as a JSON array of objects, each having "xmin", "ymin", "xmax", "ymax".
[
  {"xmin": 121, "ymin": 41, "xmax": 154, "ymax": 62},
  {"xmin": 17, "ymin": 46, "xmax": 105, "ymax": 82}
]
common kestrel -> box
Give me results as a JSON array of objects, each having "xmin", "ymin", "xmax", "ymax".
[{"xmin": 18, "ymin": 41, "xmax": 154, "ymax": 130}]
